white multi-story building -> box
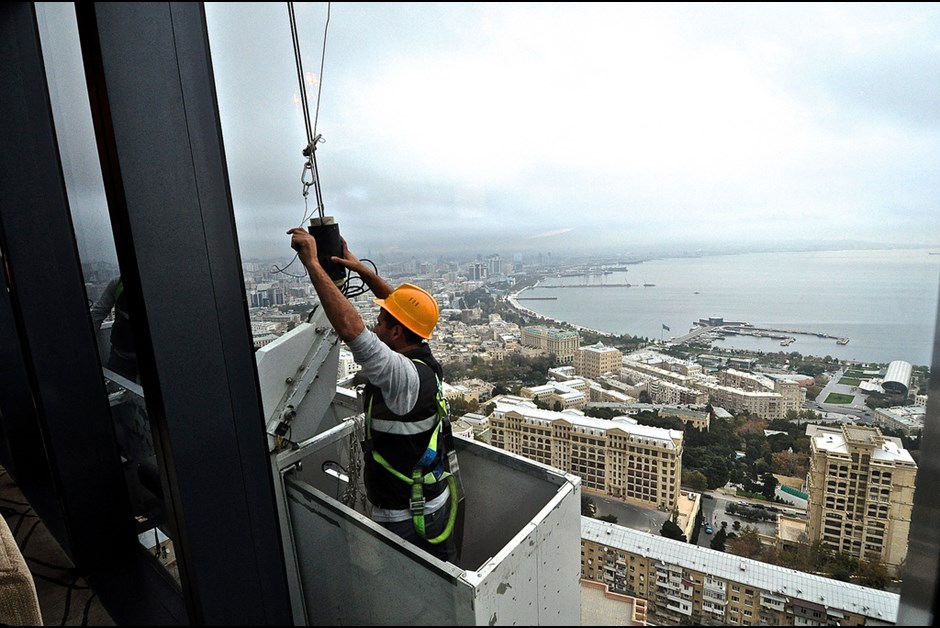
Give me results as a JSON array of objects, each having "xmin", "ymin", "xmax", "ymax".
[
  {"xmin": 489, "ymin": 399, "xmax": 683, "ymax": 510},
  {"xmin": 337, "ymin": 348, "xmax": 361, "ymax": 381},
  {"xmin": 519, "ymin": 381, "xmax": 587, "ymax": 410},
  {"xmin": 873, "ymin": 405, "xmax": 926, "ymax": 435}
]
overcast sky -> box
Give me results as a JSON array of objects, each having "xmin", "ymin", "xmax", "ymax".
[{"xmin": 131, "ymin": 3, "xmax": 940, "ymax": 260}]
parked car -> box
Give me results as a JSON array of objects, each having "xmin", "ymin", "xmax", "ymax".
[{"xmin": 704, "ymin": 526, "xmax": 713, "ymax": 534}]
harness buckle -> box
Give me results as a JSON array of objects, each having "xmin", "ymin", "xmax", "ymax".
[{"xmin": 409, "ymin": 496, "xmax": 426, "ymax": 514}]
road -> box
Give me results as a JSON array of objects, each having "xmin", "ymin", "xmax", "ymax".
[
  {"xmin": 697, "ymin": 494, "xmax": 780, "ymax": 547},
  {"xmin": 804, "ymin": 367, "xmax": 876, "ymax": 423},
  {"xmin": 587, "ymin": 489, "xmax": 805, "ymax": 550},
  {"xmin": 589, "ymin": 493, "xmax": 671, "ymax": 533}
]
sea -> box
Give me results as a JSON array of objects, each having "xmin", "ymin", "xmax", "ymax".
[{"xmin": 514, "ymin": 248, "xmax": 940, "ymax": 367}]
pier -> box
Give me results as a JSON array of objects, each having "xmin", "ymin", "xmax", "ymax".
[
  {"xmin": 725, "ymin": 324, "xmax": 843, "ymax": 341},
  {"xmin": 670, "ymin": 319, "xmax": 848, "ymax": 348}
]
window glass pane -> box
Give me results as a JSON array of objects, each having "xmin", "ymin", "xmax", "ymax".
[{"xmin": 36, "ymin": 2, "xmax": 180, "ymax": 588}]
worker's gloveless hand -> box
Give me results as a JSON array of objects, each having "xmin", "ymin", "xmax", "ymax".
[
  {"xmin": 288, "ymin": 227, "xmax": 319, "ymax": 269},
  {"xmin": 332, "ymin": 237, "xmax": 366, "ymax": 274}
]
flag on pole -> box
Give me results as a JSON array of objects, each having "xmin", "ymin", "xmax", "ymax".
[{"xmin": 662, "ymin": 323, "xmax": 670, "ymax": 331}]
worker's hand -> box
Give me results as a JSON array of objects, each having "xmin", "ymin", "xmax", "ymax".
[
  {"xmin": 287, "ymin": 227, "xmax": 318, "ymax": 269},
  {"xmin": 331, "ymin": 237, "xmax": 366, "ymax": 274}
]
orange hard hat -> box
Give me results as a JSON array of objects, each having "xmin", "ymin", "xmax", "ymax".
[{"xmin": 373, "ymin": 283, "xmax": 439, "ymax": 339}]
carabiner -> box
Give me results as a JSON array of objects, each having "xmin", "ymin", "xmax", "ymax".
[{"xmin": 301, "ymin": 159, "xmax": 314, "ymax": 198}]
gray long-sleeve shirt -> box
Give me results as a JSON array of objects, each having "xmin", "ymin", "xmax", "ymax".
[{"xmin": 347, "ymin": 328, "xmax": 420, "ymax": 416}]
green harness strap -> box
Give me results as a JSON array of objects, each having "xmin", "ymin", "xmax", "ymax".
[{"xmin": 366, "ymin": 359, "xmax": 458, "ymax": 544}]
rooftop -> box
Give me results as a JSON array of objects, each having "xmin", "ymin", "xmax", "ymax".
[
  {"xmin": 493, "ymin": 401, "xmax": 683, "ymax": 448},
  {"xmin": 581, "ymin": 518, "xmax": 899, "ymax": 623}
]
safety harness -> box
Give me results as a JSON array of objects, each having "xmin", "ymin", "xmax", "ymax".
[{"xmin": 366, "ymin": 359, "xmax": 458, "ymax": 544}]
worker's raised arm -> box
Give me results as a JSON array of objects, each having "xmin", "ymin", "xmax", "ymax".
[{"xmin": 331, "ymin": 237, "xmax": 393, "ymax": 299}]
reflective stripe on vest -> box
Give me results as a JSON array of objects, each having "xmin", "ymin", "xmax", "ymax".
[{"xmin": 369, "ymin": 412, "xmax": 439, "ymax": 436}]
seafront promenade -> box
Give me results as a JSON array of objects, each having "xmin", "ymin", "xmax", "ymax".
[
  {"xmin": 507, "ymin": 289, "xmax": 611, "ymax": 337},
  {"xmin": 509, "ymin": 287, "xmax": 851, "ymax": 351}
]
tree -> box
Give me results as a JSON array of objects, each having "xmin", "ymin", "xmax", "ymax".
[
  {"xmin": 772, "ymin": 450, "xmax": 808, "ymax": 478},
  {"xmin": 705, "ymin": 458, "xmax": 731, "ymax": 489},
  {"xmin": 761, "ymin": 472, "xmax": 779, "ymax": 500},
  {"xmin": 585, "ymin": 407, "xmax": 620, "ymax": 420},
  {"xmin": 855, "ymin": 559, "xmax": 890, "ymax": 589},
  {"xmin": 682, "ymin": 469, "xmax": 708, "ymax": 491},
  {"xmin": 598, "ymin": 514, "xmax": 618, "ymax": 524},
  {"xmin": 710, "ymin": 526, "xmax": 728, "ymax": 551},
  {"xmin": 447, "ymin": 396, "xmax": 480, "ymax": 417},
  {"xmin": 726, "ymin": 526, "xmax": 762, "ymax": 559},
  {"xmin": 829, "ymin": 551, "xmax": 858, "ymax": 582},
  {"xmin": 660, "ymin": 519, "xmax": 687, "ymax": 543},
  {"xmin": 638, "ymin": 390, "xmax": 652, "ymax": 404},
  {"xmin": 808, "ymin": 539, "xmax": 832, "ymax": 570}
]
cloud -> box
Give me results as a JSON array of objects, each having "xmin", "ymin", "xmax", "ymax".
[{"xmin": 206, "ymin": 4, "xmax": 940, "ymax": 257}]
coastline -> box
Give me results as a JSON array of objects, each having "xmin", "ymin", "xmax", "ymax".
[
  {"xmin": 506, "ymin": 248, "xmax": 939, "ymax": 365},
  {"xmin": 508, "ymin": 285, "xmax": 617, "ymax": 338}
]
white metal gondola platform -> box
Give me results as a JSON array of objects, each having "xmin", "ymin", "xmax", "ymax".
[{"xmin": 257, "ymin": 315, "xmax": 582, "ymax": 626}]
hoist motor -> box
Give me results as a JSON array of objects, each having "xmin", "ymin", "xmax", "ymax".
[{"xmin": 307, "ymin": 215, "xmax": 346, "ymax": 286}]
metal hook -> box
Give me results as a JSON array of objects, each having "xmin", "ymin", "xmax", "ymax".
[
  {"xmin": 301, "ymin": 160, "xmax": 314, "ymax": 197},
  {"xmin": 300, "ymin": 135, "xmax": 325, "ymax": 200}
]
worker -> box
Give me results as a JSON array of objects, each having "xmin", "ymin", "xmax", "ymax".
[
  {"xmin": 90, "ymin": 275, "xmax": 138, "ymax": 383},
  {"xmin": 288, "ymin": 227, "xmax": 459, "ymax": 562}
]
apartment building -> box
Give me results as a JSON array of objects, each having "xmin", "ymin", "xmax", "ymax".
[
  {"xmin": 648, "ymin": 378, "xmax": 710, "ymax": 405},
  {"xmin": 520, "ymin": 381, "xmax": 588, "ymax": 410},
  {"xmin": 520, "ymin": 325, "xmax": 580, "ymax": 363},
  {"xmin": 625, "ymin": 349, "xmax": 703, "ymax": 376},
  {"xmin": 693, "ymin": 380, "xmax": 785, "ymax": 421},
  {"xmin": 581, "ymin": 519, "xmax": 899, "ymax": 626},
  {"xmin": 806, "ymin": 425, "xmax": 916, "ymax": 575},
  {"xmin": 720, "ymin": 369, "xmax": 804, "ymax": 417},
  {"xmin": 621, "ymin": 360, "xmax": 697, "ymax": 388},
  {"xmin": 574, "ymin": 342, "xmax": 624, "ymax": 379},
  {"xmin": 443, "ymin": 378, "xmax": 495, "ymax": 404},
  {"xmin": 619, "ymin": 364, "xmax": 706, "ymax": 405},
  {"xmin": 658, "ymin": 405, "xmax": 711, "ymax": 431},
  {"xmin": 588, "ymin": 383, "xmax": 636, "ymax": 405},
  {"xmin": 873, "ymin": 405, "xmax": 926, "ymax": 435},
  {"xmin": 719, "ymin": 368, "xmax": 776, "ymax": 391},
  {"xmin": 489, "ymin": 399, "xmax": 683, "ymax": 510}
]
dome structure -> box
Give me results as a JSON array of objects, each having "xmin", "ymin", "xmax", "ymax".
[{"xmin": 882, "ymin": 360, "xmax": 912, "ymax": 396}]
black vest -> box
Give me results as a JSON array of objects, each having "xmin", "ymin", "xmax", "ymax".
[{"xmin": 363, "ymin": 344, "xmax": 446, "ymax": 510}]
